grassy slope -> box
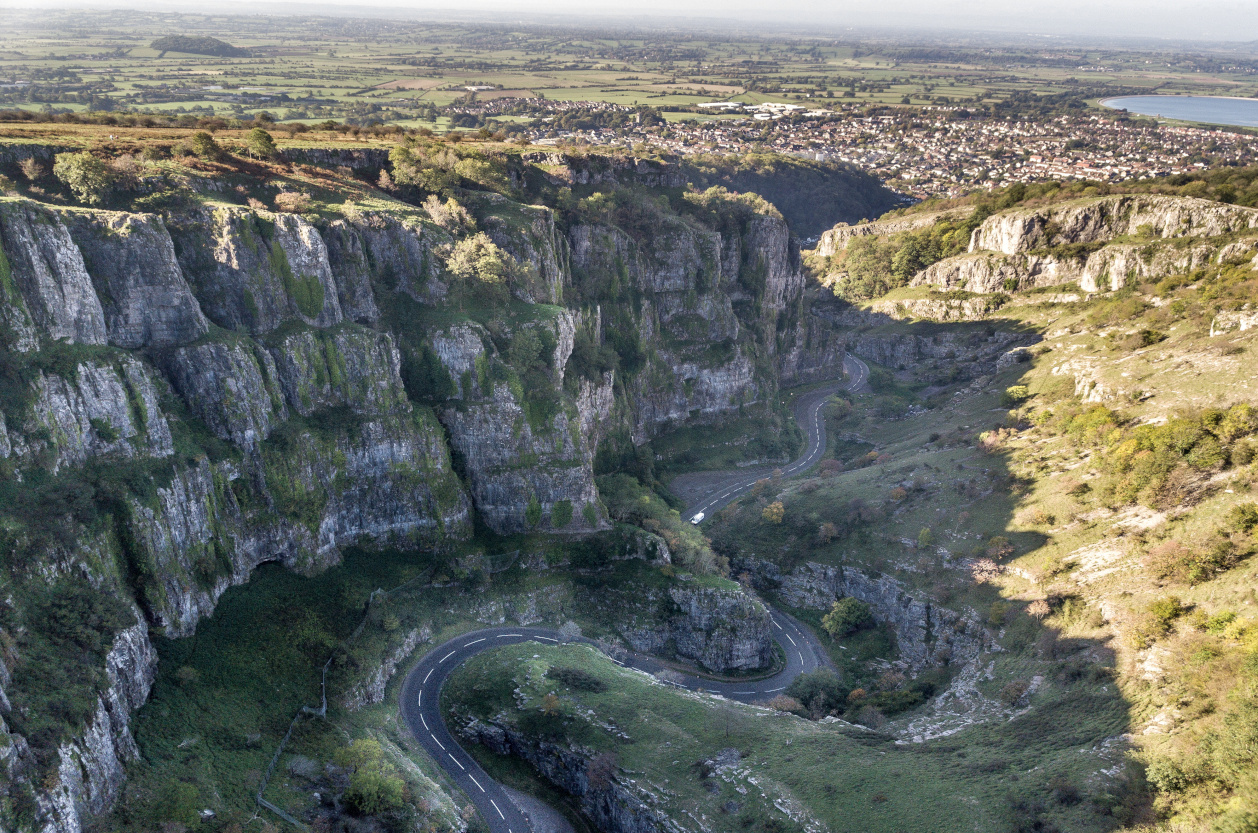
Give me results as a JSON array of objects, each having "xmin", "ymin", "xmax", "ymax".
[
  {"xmin": 445, "ymin": 641, "xmax": 1129, "ymax": 833},
  {"xmin": 714, "ymin": 222, "xmax": 1258, "ymax": 830}
]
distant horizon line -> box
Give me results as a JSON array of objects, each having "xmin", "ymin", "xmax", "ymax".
[{"xmin": 4, "ymin": 0, "xmax": 1258, "ymax": 47}]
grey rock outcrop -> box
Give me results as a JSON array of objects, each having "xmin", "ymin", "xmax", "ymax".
[
  {"xmin": 35, "ymin": 618, "xmax": 156, "ymax": 833},
  {"xmin": 969, "ymin": 194, "xmax": 1258, "ymax": 255},
  {"xmin": 620, "ymin": 586, "xmax": 775, "ymax": 673},
  {"xmin": 61, "ymin": 210, "xmax": 208, "ymax": 348},
  {"xmin": 428, "ymin": 317, "xmax": 604, "ymax": 534},
  {"xmin": 170, "ymin": 207, "xmax": 342, "ymax": 334},
  {"xmin": 160, "ymin": 337, "xmax": 287, "ymax": 447},
  {"xmin": 846, "ymin": 316, "xmax": 1034, "ymax": 377},
  {"xmin": 0, "ymin": 200, "xmax": 106, "ymax": 347},
  {"xmin": 483, "ymin": 199, "xmax": 567, "ymax": 305},
  {"xmin": 738, "ymin": 559, "xmax": 992, "ymax": 671},
  {"xmin": 461, "ymin": 719, "xmax": 685, "ymax": 833},
  {"xmin": 23, "ymin": 358, "xmax": 173, "ymax": 472},
  {"xmin": 913, "ymin": 239, "xmax": 1220, "ymax": 295},
  {"xmin": 815, "ymin": 209, "xmax": 964, "ymax": 257},
  {"xmin": 269, "ymin": 326, "xmax": 410, "ymax": 417},
  {"xmin": 321, "ymin": 211, "xmax": 450, "ymax": 312},
  {"xmin": 342, "ymin": 625, "xmax": 432, "ymax": 711}
]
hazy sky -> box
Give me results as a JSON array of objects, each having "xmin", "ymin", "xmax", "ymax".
[{"xmin": 8, "ymin": 0, "xmax": 1258, "ymax": 42}]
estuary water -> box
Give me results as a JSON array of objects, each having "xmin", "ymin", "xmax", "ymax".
[{"xmin": 1100, "ymin": 95, "xmax": 1258, "ymax": 128}]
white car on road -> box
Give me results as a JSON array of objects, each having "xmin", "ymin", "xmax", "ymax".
[{"xmin": 689, "ymin": 512, "xmax": 705, "ymax": 525}]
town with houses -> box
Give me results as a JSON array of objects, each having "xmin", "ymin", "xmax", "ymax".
[{"xmin": 483, "ymin": 98, "xmax": 1258, "ymax": 200}]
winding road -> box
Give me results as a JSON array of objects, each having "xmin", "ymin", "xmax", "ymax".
[{"xmin": 400, "ymin": 354, "xmax": 869, "ymax": 833}]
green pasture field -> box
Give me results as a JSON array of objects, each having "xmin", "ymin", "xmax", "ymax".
[{"xmin": 2, "ymin": 9, "xmax": 1256, "ymax": 130}]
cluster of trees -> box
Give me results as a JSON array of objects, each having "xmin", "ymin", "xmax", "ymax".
[
  {"xmin": 820, "ymin": 216, "xmax": 971, "ymax": 302},
  {"xmin": 598, "ymin": 473, "xmax": 727, "ymax": 575},
  {"xmin": 28, "ymin": 128, "xmax": 280, "ymax": 207},
  {"xmin": 149, "ymin": 35, "xmax": 249, "ymax": 57},
  {"xmin": 388, "ymin": 141, "xmax": 512, "ymax": 197}
]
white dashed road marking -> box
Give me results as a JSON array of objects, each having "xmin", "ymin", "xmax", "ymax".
[
  {"xmin": 469, "ymin": 774, "xmax": 485, "ymax": 792},
  {"xmin": 491, "ymin": 800, "xmax": 505, "ymax": 819}
]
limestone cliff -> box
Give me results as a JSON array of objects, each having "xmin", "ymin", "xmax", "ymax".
[
  {"xmin": 899, "ymin": 195, "xmax": 1258, "ymax": 297},
  {"xmin": 618, "ymin": 586, "xmax": 775, "ymax": 673},
  {"xmin": 0, "ymin": 154, "xmax": 848, "ymax": 831},
  {"xmin": 968, "ymin": 194, "xmax": 1258, "ymax": 256},
  {"xmin": 738, "ymin": 558, "xmax": 994, "ymax": 672},
  {"xmin": 460, "ymin": 718, "xmax": 685, "ymax": 833}
]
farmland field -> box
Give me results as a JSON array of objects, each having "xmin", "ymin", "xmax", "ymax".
[{"xmin": 2, "ymin": 8, "xmax": 1257, "ymax": 129}]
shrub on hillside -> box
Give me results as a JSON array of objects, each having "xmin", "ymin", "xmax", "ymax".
[{"xmin": 275, "ymin": 191, "xmax": 312, "ymax": 213}]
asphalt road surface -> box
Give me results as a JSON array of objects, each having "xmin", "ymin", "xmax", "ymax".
[
  {"xmin": 685, "ymin": 353, "xmax": 869, "ymax": 522},
  {"xmin": 400, "ymin": 355, "xmax": 865, "ymax": 832}
]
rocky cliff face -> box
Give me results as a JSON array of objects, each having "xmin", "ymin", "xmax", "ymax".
[
  {"xmin": 737, "ymin": 558, "xmax": 992, "ymax": 672},
  {"xmin": 913, "ymin": 240, "xmax": 1221, "ymax": 294},
  {"xmin": 969, "ymin": 195, "xmax": 1258, "ymax": 256},
  {"xmin": 33, "ymin": 619, "xmax": 157, "ymax": 833},
  {"xmin": 460, "ymin": 718, "xmax": 685, "ymax": 833},
  {"xmin": 836, "ymin": 305, "xmax": 1035, "ymax": 379},
  {"xmin": 0, "ymin": 194, "xmax": 473, "ymax": 832},
  {"xmin": 619, "ymin": 586, "xmax": 775, "ymax": 673},
  {"xmin": 901, "ymin": 195, "xmax": 1258, "ymax": 296},
  {"xmin": 0, "ymin": 159, "xmax": 843, "ymax": 831}
]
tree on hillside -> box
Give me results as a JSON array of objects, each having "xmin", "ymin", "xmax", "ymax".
[
  {"xmin": 245, "ymin": 127, "xmax": 278, "ymax": 160},
  {"xmin": 52, "ymin": 152, "xmax": 113, "ymax": 205},
  {"xmin": 822, "ymin": 597, "xmax": 873, "ymax": 638},
  {"xmin": 333, "ymin": 739, "xmax": 405, "ymax": 815},
  {"xmin": 188, "ymin": 131, "xmax": 224, "ymax": 162}
]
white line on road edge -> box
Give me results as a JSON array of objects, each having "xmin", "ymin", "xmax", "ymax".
[
  {"xmin": 469, "ymin": 774, "xmax": 485, "ymax": 792},
  {"xmin": 491, "ymin": 800, "xmax": 505, "ymax": 819}
]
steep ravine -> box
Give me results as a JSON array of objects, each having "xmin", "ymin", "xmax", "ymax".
[{"xmin": 0, "ymin": 166, "xmax": 850, "ymax": 832}]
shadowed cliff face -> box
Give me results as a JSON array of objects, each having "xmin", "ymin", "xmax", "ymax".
[{"xmin": 0, "ymin": 168, "xmax": 848, "ymax": 832}]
